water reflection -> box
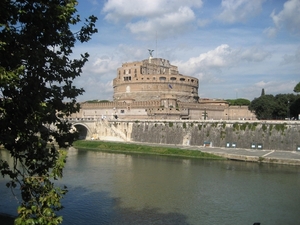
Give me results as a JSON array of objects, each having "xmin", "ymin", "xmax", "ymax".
[{"xmin": 1, "ymin": 148, "xmax": 300, "ymax": 225}]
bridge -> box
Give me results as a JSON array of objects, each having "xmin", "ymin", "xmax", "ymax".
[{"xmin": 69, "ymin": 117, "xmax": 129, "ymax": 141}]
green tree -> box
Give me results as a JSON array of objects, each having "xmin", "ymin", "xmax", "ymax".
[
  {"xmin": 0, "ymin": 1, "xmax": 97, "ymax": 224},
  {"xmin": 249, "ymin": 95, "xmax": 277, "ymax": 119},
  {"xmin": 291, "ymin": 83, "xmax": 300, "ymax": 119},
  {"xmin": 294, "ymin": 82, "xmax": 300, "ymax": 93},
  {"xmin": 226, "ymin": 98, "xmax": 250, "ymax": 106},
  {"xmin": 274, "ymin": 94, "xmax": 297, "ymax": 119}
]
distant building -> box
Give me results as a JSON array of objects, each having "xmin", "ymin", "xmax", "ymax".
[{"xmin": 70, "ymin": 56, "xmax": 256, "ymax": 121}]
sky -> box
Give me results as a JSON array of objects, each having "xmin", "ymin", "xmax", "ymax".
[{"xmin": 72, "ymin": 0, "xmax": 300, "ymax": 102}]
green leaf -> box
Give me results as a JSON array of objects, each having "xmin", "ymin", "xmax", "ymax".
[{"xmin": 0, "ymin": 0, "xmax": 97, "ymax": 224}]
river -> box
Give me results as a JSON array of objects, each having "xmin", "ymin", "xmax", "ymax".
[{"xmin": 1, "ymin": 148, "xmax": 300, "ymax": 225}]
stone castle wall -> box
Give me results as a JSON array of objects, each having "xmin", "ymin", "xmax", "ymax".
[
  {"xmin": 94, "ymin": 120, "xmax": 300, "ymax": 151},
  {"xmin": 71, "ymin": 101, "xmax": 256, "ymax": 121}
]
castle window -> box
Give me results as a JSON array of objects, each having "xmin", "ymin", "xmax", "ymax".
[
  {"xmin": 120, "ymin": 110, "xmax": 125, "ymax": 113},
  {"xmin": 129, "ymin": 69, "xmax": 131, "ymax": 74},
  {"xmin": 191, "ymin": 79, "xmax": 194, "ymax": 82},
  {"xmin": 124, "ymin": 76, "xmax": 131, "ymax": 81},
  {"xmin": 159, "ymin": 76, "xmax": 166, "ymax": 81},
  {"xmin": 180, "ymin": 78, "xmax": 185, "ymax": 81},
  {"xmin": 170, "ymin": 77, "xmax": 176, "ymax": 81}
]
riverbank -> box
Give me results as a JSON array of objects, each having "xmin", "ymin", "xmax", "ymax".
[
  {"xmin": 73, "ymin": 140, "xmax": 300, "ymax": 166},
  {"xmin": 73, "ymin": 140, "xmax": 225, "ymax": 160}
]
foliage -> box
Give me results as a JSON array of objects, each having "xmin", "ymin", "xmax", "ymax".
[
  {"xmin": 249, "ymin": 93, "xmax": 300, "ymax": 120},
  {"xmin": 274, "ymin": 123, "xmax": 287, "ymax": 134},
  {"xmin": 249, "ymin": 95, "xmax": 278, "ymax": 120},
  {"xmin": 240, "ymin": 122, "xmax": 248, "ymax": 131},
  {"xmin": 290, "ymin": 98, "xmax": 300, "ymax": 119},
  {"xmin": 233, "ymin": 123, "xmax": 239, "ymax": 130},
  {"xmin": 0, "ymin": 1, "xmax": 97, "ymax": 224},
  {"xmin": 294, "ymin": 82, "xmax": 300, "ymax": 93},
  {"xmin": 274, "ymin": 94, "xmax": 297, "ymax": 119},
  {"xmin": 226, "ymin": 98, "xmax": 250, "ymax": 106},
  {"xmin": 262, "ymin": 124, "xmax": 268, "ymax": 132},
  {"xmin": 73, "ymin": 140, "xmax": 225, "ymax": 160}
]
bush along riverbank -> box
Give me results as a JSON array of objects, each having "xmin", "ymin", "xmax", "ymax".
[{"xmin": 73, "ymin": 140, "xmax": 225, "ymax": 160}]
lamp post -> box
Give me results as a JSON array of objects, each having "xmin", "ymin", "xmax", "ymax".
[
  {"xmin": 204, "ymin": 108, "xmax": 207, "ymax": 120},
  {"xmin": 287, "ymin": 100, "xmax": 290, "ymax": 120}
]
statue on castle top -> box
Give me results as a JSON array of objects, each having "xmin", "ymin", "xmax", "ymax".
[{"xmin": 148, "ymin": 49, "xmax": 154, "ymax": 57}]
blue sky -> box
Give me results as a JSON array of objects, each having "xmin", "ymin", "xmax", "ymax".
[{"xmin": 73, "ymin": 0, "xmax": 300, "ymax": 102}]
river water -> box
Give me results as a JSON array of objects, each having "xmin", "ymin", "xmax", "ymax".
[{"xmin": 1, "ymin": 148, "xmax": 300, "ymax": 225}]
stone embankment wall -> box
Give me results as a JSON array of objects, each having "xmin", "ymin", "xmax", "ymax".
[{"xmin": 109, "ymin": 120, "xmax": 300, "ymax": 151}]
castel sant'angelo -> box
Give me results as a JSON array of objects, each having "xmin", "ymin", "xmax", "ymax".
[{"xmin": 72, "ymin": 52, "xmax": 256, "ymax": 121}]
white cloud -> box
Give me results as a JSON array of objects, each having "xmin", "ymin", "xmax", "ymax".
[
  {"xmin": 103, "ymin": 0, "xmax": 166, "ymax": 22},
  {"xmin": 175, "ymin": 44, "xmax": 270, "ymax": 78},
  {"xmin": 81, "ymin": 55, "xmax": 119, "ymax": 79},
  {"xmin": 218, "ymin": 0, "xmax": 265, "ymax": 23},
  {"xmin": 268, "ymin": 0, "xmax": 300, "ymax": 35},
  {"xmin": 197, "ymin": 19, "xmax": 210, "ymax": 27},
  {"xmin": 240, "ymin": 47, "xmax": 271, "ymax": 62},
  {"xmin": 282, "ymin": 46, "xmax": 300, "ymax": 64},
  {"xmin": 103, "ymin": 0, "xmax": 203, "ymax": 22},
  {"xmin": 126, "ymin": 6, "xmax": 196, "ymax": 40},
  {"xmin": 263, "ymin": 27, "xmax": 278, "ymax": 38},
  {"xmin": 89, "ymin": 0, "xmax": 99, "ymax": 6},
  {"xmin": 102, "ymin": 0, "xmax": 203, "ymax": 39},
  {"xmin": 78, "ymin": 80, "xmax": 113, "ymax": 102},
  {"xmin": 91, "ymin": 57, "xmax": 119, "ymax": 74},
  {"xmin": 254, "ymin": 80, "xmax": 298, "ymax": 95},
  {"xmin": 116, "ymin": 45, "xmax": 151, "ymax": 61}
]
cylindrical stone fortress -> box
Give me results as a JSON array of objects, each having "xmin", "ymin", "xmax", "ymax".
[{"xmin": 113, "ymin": 57, "xmax": 199, "ymax": 103}]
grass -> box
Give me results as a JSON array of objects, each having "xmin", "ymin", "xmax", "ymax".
[{"xmin": 73, "ymin": 140, "xmax": 225, "ymax": 160}]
